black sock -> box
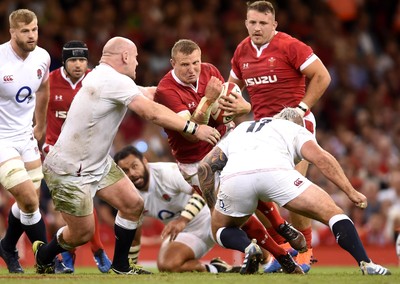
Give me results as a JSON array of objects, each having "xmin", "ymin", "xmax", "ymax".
[
  {"xmin": 112, "ymin": 224, "xmax": 136, "ymax": 271},
  {"xmin": 21, "ymin": 217, "xmax": 48, "ymax": 244},
  {"xmin": 1, "ymin": 208, "xmax": 24, "ymax": 252},
  {"xmin": 37, "ymin": 235, "xmax": 66, "ymax": 264},
  {"xmin": 332, "ymin": 218, "xmax": 370, "ymax": 264},
  {"xmin": 219, "ymin": 227, "xmax": 250, "ymax": 252}
]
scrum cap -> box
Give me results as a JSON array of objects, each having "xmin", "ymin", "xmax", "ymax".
[{"xmin": 62, "ymin": 40, "xmax": 88, "ymax": 65}]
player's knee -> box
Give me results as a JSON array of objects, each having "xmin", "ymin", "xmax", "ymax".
[
  {"xmin": 157, "ymin": 257, "xmax": 182, "ymax": 272},
  {"xmin": 27, "ymin": 166, "xmax": 44, "ymax": 189},
  {"xmin": 0, "ymin": 159, "xmax": 30, "ymax": 190},
  {"xmin": 121, "ymin": 195, "xmax": 144, "ymax": 218},
  {"xmin": 21, "ymin": 196, "xmax": 39, "ymax": 213}
]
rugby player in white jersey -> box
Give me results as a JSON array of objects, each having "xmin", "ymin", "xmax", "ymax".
[
  {"xmin": 198, "ymin": 107, "xmax": 391, "ymax": 275},
  {"xmin": 32, "ymin": 36, "xmax": 221, "ymax": 275},
  {"xmin": 114, "ymin": 145, "xmax": 232, "ymax": 273},
  {"xmin": 0, "ymin": 9, "xmax": 53, "ymax": 274}
]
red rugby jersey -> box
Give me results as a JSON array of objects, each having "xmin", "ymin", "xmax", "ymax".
[
  {"xmin": 231, "ymin": 32, "xmax": 314, "ymax": 119},
  {"xmin": 45, "ymin": 68, "xmax": 90, "ymax": 146},
  {"xmin": 154, "ymin": 63, "xmax": 226, "ymax": 163}
]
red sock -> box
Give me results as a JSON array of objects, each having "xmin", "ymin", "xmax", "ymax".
[
  {"xmin": 301, "ymin": 226, "xmax": 313, "ymax": 248},
  {"xmin": 257, "ymin": 201, "xmax": 285, "ymax": 228},
  {"xmin": 90, "ymin": 210, "xmax": 104, "ymax": 253},
  {"xmin": 257, "ymin": 201, "xmax": 287, "ymax": 244},
  {"xmin": 266, "ymin": 227, "xmax": 286, "ymax": 245},
  {"xmin": 242, "ymin": 215, "xmax": 286, "ymax": 258}
]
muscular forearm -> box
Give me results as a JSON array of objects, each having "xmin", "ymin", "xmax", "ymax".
[{"xmin": 314, "ymin": 152, "xmax": 355, "ymax": 196}]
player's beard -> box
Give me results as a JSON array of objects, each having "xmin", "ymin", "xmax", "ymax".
[
  {"xmin": 16, "ymin": 38, "xmax": 37, "ymax": 52},
  {"xmin": 132, "ymin": 167, "xmax": 150, "ymax": 190}
]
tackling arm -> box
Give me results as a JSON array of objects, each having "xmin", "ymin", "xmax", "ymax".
[
  {"xmin": 301, "ymin": 140, "xmax": 367, "ymax": 208},
  {"xmin": 198, "ymin": 146, "xmax": 228, "ymax": 210},
  {"xmin": 129, "ymin": 95, "xmax": 220, "ymax": 145}
]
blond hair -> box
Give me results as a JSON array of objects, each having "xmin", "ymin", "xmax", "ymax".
[
  {"xmin": 171, "ymin": 39, "xmax": 200, "ymax": 59},
  {"xmin": 9, "ymin": 9, "xmax": 37, "ymax": 29}
]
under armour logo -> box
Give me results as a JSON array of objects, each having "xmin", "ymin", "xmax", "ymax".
[
  {"xmin": 55, "ymin": 95, "xmax": 63, "ymax": 101},
  {"xmin": 243, "ymin": 63, "xmax": 249, "ymax": 69},
  {"xmin": 293, "ymin": 178, "xmax": 304, "ymax": 187},
  {"xmin": 188, "ymin": 102, "xmax": 196, "ymax": 109}
]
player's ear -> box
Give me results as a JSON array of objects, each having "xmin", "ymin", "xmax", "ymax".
[{"xmin": 122, "ymin": 50, "xmax": 129, "ymax": 63}]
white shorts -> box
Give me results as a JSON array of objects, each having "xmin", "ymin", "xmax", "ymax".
[
  {"xmin": 43, "ymin": 155, "xmax": 125, "ymax": 216},
  {"xmin": 172, "ymin": 208, "xmax": 215, "ymax": 258},
  {"xmin": 216, "ymin": 169, "xmax": 312, "ymax": 217},
  {"xmin": 0, "ymin": 132, "xmax": 41, "ymax": 163}
]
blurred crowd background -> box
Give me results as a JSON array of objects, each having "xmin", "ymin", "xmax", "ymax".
[{"xmin": 1, "ymin": 0, "xmax": 400, "ymax": 249}]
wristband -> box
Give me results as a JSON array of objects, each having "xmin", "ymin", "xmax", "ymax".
[
  {"xmin": 183, "ymin": 121, "xmax": 198, "ymax": 135},
  {"xmin": 181, "ymin": 193, "xmax": 206, "ymax": 221},
  {"xmin": 296, "ymin": 102, "xmax": 309, "ymax": 117}
]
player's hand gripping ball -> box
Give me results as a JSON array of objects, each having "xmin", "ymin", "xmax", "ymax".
[{"xmin": 210, "ymin": 82, "xmax": 242, "ymax": 124}]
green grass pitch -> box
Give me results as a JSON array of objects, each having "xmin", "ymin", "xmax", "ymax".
[{"xmin": 0, "ymin": 266, "xmax": 399, "ymax": 284}]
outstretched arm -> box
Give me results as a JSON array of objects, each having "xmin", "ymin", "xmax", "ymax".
[
  {"xmin": 301, "ymin": 140, "xmax": 367, "ymax": 208},
  {"xmin": 129, "ymin": 95, "xmax": 221, "ymax": 145},
  {"xmin": 198, "ymin": 146, "xmax": 228, "ymax": 210}
]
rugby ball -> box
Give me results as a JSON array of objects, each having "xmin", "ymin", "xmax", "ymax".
[{"xmin": 210, "ymin": 82, "xmax": 241, "ymax": 124}]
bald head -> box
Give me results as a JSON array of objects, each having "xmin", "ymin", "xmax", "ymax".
[
  {"xmin": 100, "ymin": 36, "xmax": 138, "ymax": 79},
  {"xmin": 102, "ymin": 37, "xmax": 135, "ymax": 56}
]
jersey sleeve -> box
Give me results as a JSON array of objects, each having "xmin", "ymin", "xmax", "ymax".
[
  {"xmin": 230, "ymin": 47, "xmax": 243, "ymax": 81},
  {"xmin": 286, "ymin": 37, "xmax": 314, "ymax": 71},
  {"xmin": 163, "ymin": 163, "xmax": 194, "ymax": 195},
  {"xmin": 293, "ymin": 126, "xmax": 316, "ymax": 159},
  {"xmin": 112, "ymin": 76, "xmax": 143, "ymax": 106}
]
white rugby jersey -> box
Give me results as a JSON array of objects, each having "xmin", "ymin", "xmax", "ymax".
[
  {"xmin": 139, "ymin": 162, "xmax": 210, "ymax": 228},
  {"xmin": 45, "ymin": 63, "xmax": 143, "ymax": 175},
  {"xmin": 217, "ymin": 118, "xmax": 316, "ymax": 176},
  {"xmin": 0, "ymin": 41, "xmax": 50, "ymax": 138}
]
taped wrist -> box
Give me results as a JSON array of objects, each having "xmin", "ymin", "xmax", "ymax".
[
  {"xmin": 181, "ymin": 193, "xmax": 206, "ymax": 221},
  {"xmin": 295, "ymin": 101, "xmax": 309, "ymax": 117},
  {"xmin": 128, "ymin": 244, "xmax": 141, "ymax": 264},
  {"xmin": 192, "ymin": 96, "xmax": 214, "ymax": 124},
  {"xmin": 183, "ymin": 121, "xmax": 199, "ymax": 135}
]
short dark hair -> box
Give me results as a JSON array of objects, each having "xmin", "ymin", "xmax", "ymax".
[
  {"xmin": 247, "ymin": 1, "xmax": 275, "ymax": 16},
  {"xmin": 171, "ymin": 39, "xmax": 200, "ymax": 59},
  {"xmin": 62, "ymin": 40, "xmax": 89, "ymax": 65},
  {"xmin": 114, "ymin": 145, "xmax": 144, "ymax": 164}
]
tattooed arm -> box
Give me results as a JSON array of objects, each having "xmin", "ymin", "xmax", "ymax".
[{"xmin": 198, "ymin": 146, "xmax": 228, "ymax": 210}]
